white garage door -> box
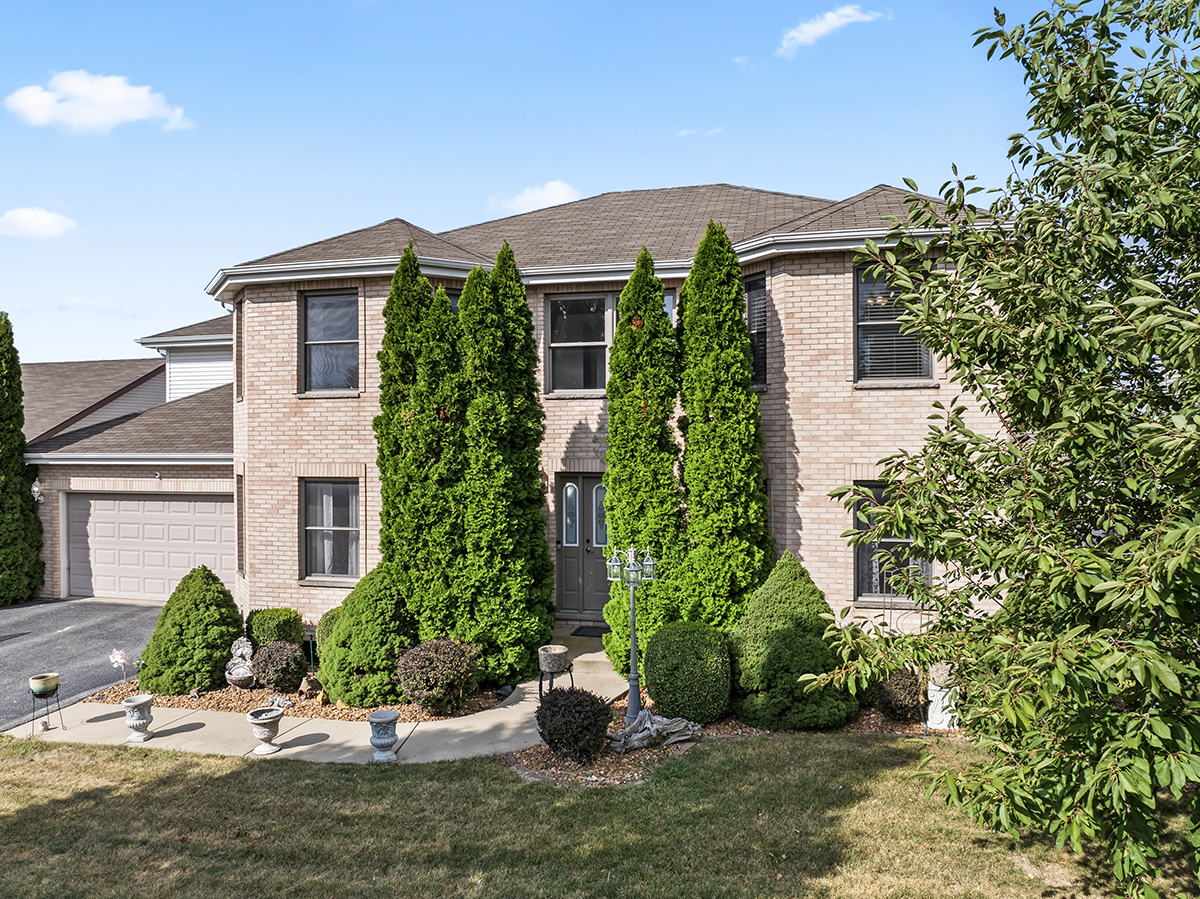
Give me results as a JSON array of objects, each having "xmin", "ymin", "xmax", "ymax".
[{"xmin": 68, "ymin": 493, "xmax": 236, "ymax": 600}]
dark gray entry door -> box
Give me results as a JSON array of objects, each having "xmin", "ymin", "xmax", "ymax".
[{"xmin": 555, "ymin": 474, "xmax": 609, "ymax": 615}]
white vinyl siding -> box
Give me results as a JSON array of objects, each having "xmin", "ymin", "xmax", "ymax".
[
  {"xmin": 165, "ymin": 347, "xmax": 234, "ymax": 401},
  {"xmin": 66, "ymin": 372, "xmax": 166, "ymax": 435}
]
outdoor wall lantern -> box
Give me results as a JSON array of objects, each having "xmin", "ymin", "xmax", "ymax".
[
  {"xmin": 30, "ymin": 478, "xmax": 43, "ymax": 504},
  {"xmin": 606, "ymin": 545, "xmax": 656, "ymax": 724}
]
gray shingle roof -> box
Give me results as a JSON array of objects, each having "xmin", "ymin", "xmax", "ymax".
[
  {"xmin": 438, "ymin": 184, "xmax": 833, "ymax": 267},
  {"xmin": 766, "ymin": 184, "xmax": 942, "ymax": 236},
  {"xmin": 242, "ymin": 219, "xmax": 490, "ymax": 267},
  {"xmin": 140, "ymin": 314, "xmax": 231, "ymax": 342},
  {"xmin": 28, "ymin": 383, "xmax": 232, "ymax": 454},
  {"xmin": 21, "ymin": 358, "xmax": 165, "ymax": 443}
]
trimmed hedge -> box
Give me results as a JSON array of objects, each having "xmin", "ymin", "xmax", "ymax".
[
  {"xmin": 536, "ymin": 687, "xmax": 611, "ymax": 765},
  {"xmin": 730, "ymin": 552, "xmax": 855, "ymax": 731},
  {"xmin": 319, "ymin": 564, "xmax": 419, "ymax": 707},
  {"xmin": 246, "ymin": 607, "xmax": 305, "ymax": 650},
  {"xmin": 252, "ymin": 641, "xmax": 308, "ymax": 692},
  {"xmin": 138, "ymin": 566, "xmax": 244, "ymax": 695},
  {"xmin": 395, "ymin": 640, "xmax": 478, "ymax": 714},
  {"xmin": 643, "ymin": 621, "xmax": 730, "ymax": 725},
  {"xmin": 876, "ymin": 669, "xmax": 927, "ymax": 723}
]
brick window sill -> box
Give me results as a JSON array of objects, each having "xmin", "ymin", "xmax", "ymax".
[
  {"xmin": 545, "ymin": 390, "xmax": 606, "ymax": 401},
  {"xmin": 299, "ymin": 576, "xmax": 359, "ymax": 588},
  {"xmin": 296, "ymin": 390, "xmax": 361, "ymax": 399},
  {"xmin": 852, "ymin": 380, "xmax": 939, "ymax": 390}
]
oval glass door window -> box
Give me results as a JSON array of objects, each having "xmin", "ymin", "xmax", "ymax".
[
  {"xmin": 593, "ymin": 484, "xmax": 607, "ymax": 546},
  {"xmin": 563, "ymin": 483, "xmax": 579, "ymax": 546}
]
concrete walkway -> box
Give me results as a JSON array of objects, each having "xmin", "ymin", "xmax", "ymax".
[{"xmin": 3, "ymin": 627, "xmax": 628, "ymax": 766}]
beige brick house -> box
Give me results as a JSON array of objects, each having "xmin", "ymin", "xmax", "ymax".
[{"xmin": 203, "ymin": 183, "xmax": 992, "ymax": 629}]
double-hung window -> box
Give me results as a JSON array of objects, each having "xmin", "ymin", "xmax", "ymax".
[
  {"xmin": 854, "ymin": 267, "xmax": 930, "ymax": 381},
  {"xmin": 854, "ymin": 483, "xmax": 931, "ymax": 609},
  {"xmin": 302, "ymin": 480, "xmax": 360, "ymax": 578},
  {"xmin": 548, "ymin": 294, "xmax": 607, "ymax": 391},
  {"xmin": 745, "ymin": 276, "xmax": 768, "ymax": 386},
  {"xmin": 304, "ymin": 293, "xmax": 358, "ymax": 391}
]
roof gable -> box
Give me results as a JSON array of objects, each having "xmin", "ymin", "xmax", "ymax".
[
  {"xmin": 764, "ymin": 184, "xmax": 943, "ymax": 236},
  {"xmin": 242, "ymin": 218, "xmax": 490, "ymax": 267}
]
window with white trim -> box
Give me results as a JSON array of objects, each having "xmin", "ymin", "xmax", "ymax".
[
  {"xmin": 854, "ymin": 483, "xmax": 930, "ymax": 609},
  {"xmin": 303, "ymin": 292, "xmax": 358, "ymax": 391},
  {"xmin": 302, "ymin": 480, "xmax": 360, "ymax": 578},
  {"xmin": 854, "ymin": 267, "xmax": 931, "ymax": 381}
]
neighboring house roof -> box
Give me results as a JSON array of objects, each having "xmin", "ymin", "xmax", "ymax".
[
  {"xmin": 27, "ymin": 383, "xmax": 233, "ymax": 455},
  {"xmin": 438, "ymin": 184, "xmax": 833, "ymax": 267},
  {"xmin": 21, "ymin": 358, "xmax": 166, "ymax": 444},
  {"xmin": 139, "ymin": 315, "xmax": 232, "ymax": 342},
  {"xmin": 241, "ymin": 218, "xmax": 491, "ymax": 267}
]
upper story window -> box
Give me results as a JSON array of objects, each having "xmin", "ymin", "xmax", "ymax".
[
  {"xmin": 304, "ymin": 292, "xmax": 358, "ymax": 391},
  {"xmin": 663, "ymin": 289, "xmax": 676, "ymax": 325},
  {"xmin": 234, "ymin": 301, "xmax": 244, "ymax": 400},
  {"xmin": 854, "ymin": 267, "xmax": 931, "ymax": 381},
  {"xmin": 853, "ymin": 482, "xmax": 931, "ymax": 610},
  {"xmin": 745, "ymin": 276, "xmax": 767, "ymax": 386},
  {"xmin": 549, "ymin": 294, "xmax": 608, "ymax": 391}
]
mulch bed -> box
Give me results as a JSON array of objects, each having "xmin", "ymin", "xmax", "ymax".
[{"xmin": 85, "ymin": 681, "xmax": 963, "ymax": 786}]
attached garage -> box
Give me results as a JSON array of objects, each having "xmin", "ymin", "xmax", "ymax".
[{"xmin": 67, "ymin": 493, "xmax": 236, "ymax": 600}]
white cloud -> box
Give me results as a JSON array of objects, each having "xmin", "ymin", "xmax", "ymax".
[
  {"xmin": 0, "ymin": 207, "xmax": 77, "ymax": 238},
  {"xmin": 732, "ymin": 56, "xmax": 749, "ymax": 66},
  {"xmin": 4, "ymin": 70, "xmax": 194, "ymax": 134},
  {"xmin": 489, "ymin": 180, "xmax": 582, "ymax": 215},
  {"xmin": 777, "ymin": 5, "xmax": 882, "ymax": 56},
  {"xmin": 679, "ymin": 129, "xmax": 699, "ymax": 137},
  {"xmin": 679, "ymin": 128, "xmax": 722, "ymax": 138},
  {"xmin": 55, "ymin": 297, "xmax": 139, "ymax": 319}
]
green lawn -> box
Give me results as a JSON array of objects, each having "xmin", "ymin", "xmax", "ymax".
[{"xmin": 0, "ymin": 732, "xmax": 1190, "ymax": 898}]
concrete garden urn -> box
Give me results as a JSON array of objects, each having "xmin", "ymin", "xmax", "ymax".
[
  {"xmin": 247, "ymin": 706, "xmax": 285, "ymax": 755},
  {"xmin": 367, "ymin": 709, "xmax": 400, "ymax": 762},
  {"xmin": 538, "ymin": 645, "xmax": 570, "ymax": 673},
  {"xmin": 121, "ymin": 694, "xmax": 155, "ymax": 743}
]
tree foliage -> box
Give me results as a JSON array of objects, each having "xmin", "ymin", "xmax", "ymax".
[
  {"xmin": 601, "ymin": 248, "xmax": 684, "ymax": 675},
  {"xmin": 672, "ymin": 221, "xmax": 772, "ymax": 628},
  {"xmin": 0, "ymin": 312, "xmax": 43, "ymax": 605},
  {"xmin": 823, "ymin": 2, "xmax": 1200, "ymax": 893},
  {"xmin": 455, "ymin": 244, "xmax": 554, "ymax": 682}
]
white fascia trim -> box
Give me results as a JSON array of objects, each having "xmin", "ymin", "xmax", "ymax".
[
  {"xmin": 25, "ymin": 453, "xmax": 234, "ymax": 466},
  {"xmin": 731, "ymin": 227, "xmax": 943, "ymax": 263},
  {"xmin": 206, "ymin": 255, "xmax": 484, "ymax": 300},
  {"xmin": 136, "ymin": 335, "xmax": 233, "ymax": 349},
  {"xmin": 520, "ymin": 260, "xmax": 694, "ymax": 286}
]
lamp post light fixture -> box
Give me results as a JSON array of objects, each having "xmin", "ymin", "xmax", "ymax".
[
  {"xmin": 606, "ymin": 545, "xmax": 656, "ymax": 725},
  {"xmin": 30, "ymin": 478, "xmax": 43, "ymax": 504}
]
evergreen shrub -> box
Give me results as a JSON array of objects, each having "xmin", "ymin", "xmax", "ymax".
[
  {"xmin": 246, "ymin": 607, "xmax": 305, "ymax": 649},
  {"xmin": 876, "ymin": 669, "xmax": 927, "ymax": 723},
  {"xmin": 319, "ymin": 564, "xmax": 418, "ymax": 707},
  {"xmin": 252, "ymin": 641, "xmax": 309, "ymax": 692},
  {"xmin": 535, "ymin": 687, "xmax": 611, "ymax": 765},
  {"xmin": 643, "ymin": 621, "xmax": 730, "ymax": 725},
  {"xmin": 0, "ymin": 311, "xmax": 44, "ymax": 605},
  {"xmin": 730, "ymin": 552, "xmax": 856, "ymax": 730},
  {"xmin": 138, "ymin": 566, "xmax": 244, "ymax": 695},
  {"xmin": 315, "ymin": 606, "xmax": 342, "ymax": 658},
  {"xmin": 395, "ymin": 640, "xmax": 478, "ymax": 714}
]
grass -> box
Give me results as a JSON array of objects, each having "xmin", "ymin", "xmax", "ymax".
[{"xmin": 0, "ymin": 731, "xmax": 1193, "ymax": 899}]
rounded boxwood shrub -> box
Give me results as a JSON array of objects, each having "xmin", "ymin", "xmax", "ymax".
[
  {"xmin": 643, "ymin": 621, "xmax": 730, "ymax": 725},
  {"xmin": 734, "ymin": 629, "xmax": 857, "ymax": 730},
  {"xmin": 876, "ymin": 668, "xmax": 928, "ymax": 722},
  {"xmin": 252, "ymin": 640, "xmax": 309, "ymax": 692},
  {"xmin": 536, "ymin": 687, "xmax": 611, "ymax": 765},
  {"xmin": 395, "ymin": 639, "xmax": 479, "ymax": 714},
  {"xmin": 138, "ymin": 566, "xmax": 244, "ymax": 695},
  {"xmin": 315, "ymin": 605, "xmax": 342, "ymax": 659},
  {"xmin": 246, "ymin": 607, "xmax": 305, "ymax": 650},
  {"xmin": 319, "ymin": 563, "xmax": 419, "ymax": 707}
]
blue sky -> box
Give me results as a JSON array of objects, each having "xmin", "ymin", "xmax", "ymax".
[{"xmin": 1, "ymin": 0, "xmax": 1046, "ymax": 362}]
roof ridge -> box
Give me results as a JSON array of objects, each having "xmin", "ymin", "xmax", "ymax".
[
  {"xmin": 241, "ymin": 218, "xmax": 440, "ymax": 266},
  {"xmin": 385, "ymin": 220, "xmax": 489, "ymax": 264}
]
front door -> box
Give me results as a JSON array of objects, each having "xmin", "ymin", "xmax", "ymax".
[{"xmin": 555, "ymin": 474, "xmax": 609, "ymax": 615}]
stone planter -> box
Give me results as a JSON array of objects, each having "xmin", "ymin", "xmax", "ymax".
[
  {"xmin": 29, "ymin": 673, "xmax": 59, "ymax": 696},
  {"xmin": 225, "ymin": 667, "xmax": 255, "ymax": 690},
  {"xmin": 538, "ymin": 645, "xmax": 570, "ymax": 673},
  {"xmin": 247, "ymin": 706, "xmax": 285, "ymax": 755},
  {"xmin": 367, "ymin": 709, "xmax": 400, "ymax": 762},
  {"xmin": 122, "ymin": 694, "xmax": 154, "ymax": 743}
]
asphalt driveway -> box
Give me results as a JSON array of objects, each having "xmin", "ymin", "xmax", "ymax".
[{"xmin": 0, "ymin": 597, "xmax": 162, "ymax": 734}]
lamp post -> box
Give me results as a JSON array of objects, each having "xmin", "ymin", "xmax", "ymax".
[{"xmin": 606, "ymin": 545, "xmax": 657, "ymax": 725}]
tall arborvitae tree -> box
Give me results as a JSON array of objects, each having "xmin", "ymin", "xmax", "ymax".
[
  {"xmin": 456, "ymin": 244, "xmax": 554, "ymax": 682},
  {"xmin": 673, "ymin": 221, "xmax": 772, "ymax": 628},
  {"xmin": 0, "ymin": 312, "xmax": 44, "ymax": 605},
  {"xmin": 390, "ymin": 285, "xmax": 469, "ymax": 640},
  {"xmin": 600, "ymin": 248, "xmax": 684, "ymax": 675},
  {"xmin": 374, "ymin": 242, "xmax": 431, "ymax": 561}
]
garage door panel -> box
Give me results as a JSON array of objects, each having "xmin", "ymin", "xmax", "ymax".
[{"xmin": 68, "ymin": 493, "xmax": 235, "ymax": 600}]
